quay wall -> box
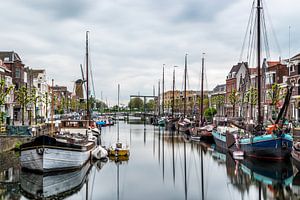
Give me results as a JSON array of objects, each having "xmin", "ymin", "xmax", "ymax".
[{"xmin": 0, "ymin": 136, "xmax": 31, "ymax": 153}]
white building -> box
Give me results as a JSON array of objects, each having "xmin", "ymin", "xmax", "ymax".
[
  {"xmin": 31, "ymin": 69, "xmax": 49, "ymax": 121},
  {"xmin": 0, "ymin": 60, "xmax": 14, "ymax": 125}
]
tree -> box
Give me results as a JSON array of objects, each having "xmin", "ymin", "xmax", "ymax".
[
  {"xmin": 95, "ymin": 99, "xmax": 108, "ymax": 112},
  {"xmin": 211, "ymin": 94, "xmax": 225, "ymax": 116},
  {"xmin": 0, "ymin": 79, "xmax": 14, "ymax": 125},
  {"xmin": 245, "ymin": 87, "xmax": 257, "ymax": 120},
  {"xmin": 228, "ymin": 89, "xmax": 239, "ymax": 117},
  {"xmin": 128, "ymin": 97, "xmax": 143, "ymax": 111},
  {"xmin": 204, "ymin": 107, "xmax": 217, "ymax": 122},
  {"xmin": 15, "ymin": 86, "xmax": 31, "ymax": 125},
  {"xmin": 30, "ymin": 88, "xmax": 41, "ymax": 125},
  {"xmin": 146, "ymin": 99, "xmax": 155, "ymax": 111},
  {"xmin": 267, "ymin": 83, "xmax": 284, "ymax": 119}
]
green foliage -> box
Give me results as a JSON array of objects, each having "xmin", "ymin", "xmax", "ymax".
[
  {"xmin": 211, "ymin": 94, "xmax": 224, "ymax": 109},
  {"xmin": 0, "ymin": 111, "xmax": 5, "ymax": 125},
  {"xmin": 95, "ymin": 99, "xmax": 107, "ymax": 111},
  {"xmin": 0, "ymin": 78, "xmax": 14, "ymax": 106},
  {"xmin": 146, "ymin": 99, "xmax": 155, "ymax": 111},
  {"xmin": 15, "ymin": 86, "xmax": 32, "ymax": 125},
  {"xmin": 229, "ymin": 89, "xmax": 239, "ymax": 106},
  {"xmin": 204, "ymin": 107, "xmax": 217, "ymax": 122},
  {"xmin": 267, "ymin": 83, "xmax": 284, "ymax": 106},
  {"xmin": 14, "ymin": 141, "xmax": 22, "ymax": 150},
  {"xmin": 228, "ymin": 89, "xmax": 239, "ymax": 117},
  {"xmin": 128, "ymin": 97, "xmax": 144, "ymax": 110},
  {"xmin": 245, "ymin": 87, "xmax": 257, "ymax": 106}
]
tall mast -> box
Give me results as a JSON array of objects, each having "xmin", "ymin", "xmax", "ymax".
[
  {"xmin": 162, "ymin": 64, "xmax": 165, "ymax": 116},
  {"xmin": 51, "ymin": 79, "xmax": 54, "ymax": 135},
  {"xmin": 184, "ymin": 54, "xmax": 187, "ymax": 118},
  {"xmin": 172, "ymin": 67, "xmax": 176, "ymax": 118},
  {"xmin": 257, "ymin": 0, "xmax": 262, "ymax": 125},
  {"xmin": 200, "ymin": 53, "xmax": 205, "ymax": 126},
  {"xmin": 117, "ymin": 84, "xmax": 120, "ymax": 141},
  {"xmin": 158, "ymin": 80, "xmax": 161, "ymax": 116},
  {"xmin": 118, "ymin": 84, "xmax": 120, "ymax": 113},
  {"xmin": 86, "ymin": 31, "xmax": 90, "ymax": 124}
]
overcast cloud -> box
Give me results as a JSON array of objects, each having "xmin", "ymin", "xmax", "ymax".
[{"xmin": 0, "ymin": 0, "xmax": 299, "ymax": 105}]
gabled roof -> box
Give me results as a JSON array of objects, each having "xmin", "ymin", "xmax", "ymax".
[
  {"xmin": 0, "ymin": 51, "xmax": 22, "ymax": 63},
  {"xmin": 229, "ymin": 62, "xmax": 248, "ymax": 73}
]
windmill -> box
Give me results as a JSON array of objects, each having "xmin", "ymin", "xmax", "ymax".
[{"xmin": 73, "ymin": 64, "xmax": 86, "ymax": 102}]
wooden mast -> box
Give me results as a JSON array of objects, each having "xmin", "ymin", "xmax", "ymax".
[
  {"xmin": 51, "ymin": 79, "xmax": 54, "ymax": 135},
  {"xmin": 172, "ymin": 66, "xmax": 177, "ymax": 118},
  {"xmin": 162, "ymin": 64, "xmax": 165, "ymax": 116},
  {"xmin": 86, "ymin": 31, "xmax": 90, "ymax": 125},
  {"xmin": 183, "ymin": 54, "xmax": 187, "ymax": 118},
  {"xmin": 200, "ymin": 53, "xmax": 205, "ymax": 126},
  {"xmin": 117, "ymin": 84, "xmax": 120, "ymax": 142},
  {"xmin": 257, "ymin": 0, "xmax": 262, "ymax": 125},
  {"xmin": 158, "ymin": 80, "xmax": 160, "ymax": 116}
]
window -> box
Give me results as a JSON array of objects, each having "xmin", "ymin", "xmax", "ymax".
[
  {"xmin": 15, "ymin": 68, "xmax": 20, "ymax": 78},
  {"xmin": 38, "ymin": 83, "xmax": 41, "ymax": 89}
]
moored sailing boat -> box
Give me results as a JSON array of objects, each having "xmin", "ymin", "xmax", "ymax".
[
  {"xmin": 177, "ymin": 54, "xmax": 192, "ymax": 134},
  {"xmin": 213, "ymin": 0, "xmax": 293, "ymax": 160},
  {"xmin": 189, "ymin": 53, "xmax": 214, "ymax": 141},
  {"xmin": 108, "ymin": 84, "xmax": 130, "ymax": 158},
  {"xmin": 20, "ymin": 31, "xmax": 107, "ymax": 172}
]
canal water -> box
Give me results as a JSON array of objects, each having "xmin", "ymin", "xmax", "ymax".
[{"xmin": 1, "ymin": 121, "xmax": 300, "ymax": 199}]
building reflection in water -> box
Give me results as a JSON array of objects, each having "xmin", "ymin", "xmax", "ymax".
[
  {"xmin": 155, "ymin": 127, "xmax": 300, "ymax": 200},
  {"xmin": 214, "ymin": 146, "xmax": 295, "ymax": 200},
  {"xmin": 0, "ymin": 151, "xmax": 21, "ymax": 200}
]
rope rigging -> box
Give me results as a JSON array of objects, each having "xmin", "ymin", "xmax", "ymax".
[{"xmin": 240, "ymin": 0, "xmax": 282, "ymax": 68}]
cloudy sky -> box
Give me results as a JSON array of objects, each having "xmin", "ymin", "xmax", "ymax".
[{"xmin": 0, "ymin": 0, "xmax": 299, "ymax": 105}]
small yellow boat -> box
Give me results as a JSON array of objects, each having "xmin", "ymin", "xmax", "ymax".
[{"xmin": 108, "ymin": 142, "xmax": 130, "ymax": 157}]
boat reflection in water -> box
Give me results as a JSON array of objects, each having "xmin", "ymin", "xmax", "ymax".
[
  {"xmin": 20, "ymin": 160, "xmax": 106, "ymax": 199},
  {"xmin": 220, "ymin": 145, "xmax": 294, "ymax": 200}
]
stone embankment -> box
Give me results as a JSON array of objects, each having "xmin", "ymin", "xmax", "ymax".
[{"xmin": 0, "ymin": 136, "xmax": 31, "ymax": 152}]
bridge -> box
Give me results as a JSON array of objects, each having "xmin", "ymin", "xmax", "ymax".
[{"xmin": 129, "ymin": 95, "xmax": 158, "ymax": 117}]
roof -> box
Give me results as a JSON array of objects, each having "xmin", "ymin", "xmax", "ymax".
[
  {"xmin": 31, "ymin": 69, "xmax": 45, "ymax": 79},
  {"xmin": 229, "ymin": 62, "xmax": 248, "ymax": 73},
  {"xmin": 267, "ymin": 61, "xmax": 280, "ymax": 67},
  {"xmin": 0, "ymin": 51, "xmax": 22, "ymax": 63},
  {"xmin": 290, "ymin": 53, "xmax": 300, "ymax": 61},
  {"xmin": 212, "ymin": 84, "xmax": 226, "ymax": 93}
]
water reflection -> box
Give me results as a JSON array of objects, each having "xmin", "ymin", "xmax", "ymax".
[
  {"xmin": 214, "ymin": 146, "xmax": 294, "ymax": 200},
  {"xmin": 0, "ymin": 151, "xmax": 20, "ymax": 199},
  {"xmin": 3, "ymin": 122, "xmax": 300, "ymax": 199},
  {"xmin": 20, "ymin": 160, "xmax": 105, "ymax": 199}
]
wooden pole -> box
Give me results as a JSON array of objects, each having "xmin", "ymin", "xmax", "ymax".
[{"xmin": 51, "ymin": 79, "xmax": 54, "ymax": 135}]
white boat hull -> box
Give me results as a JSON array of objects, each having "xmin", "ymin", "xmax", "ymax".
[{"xmin": 20, "ymin": 146, "xmax": 95, "ymax": 172}]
